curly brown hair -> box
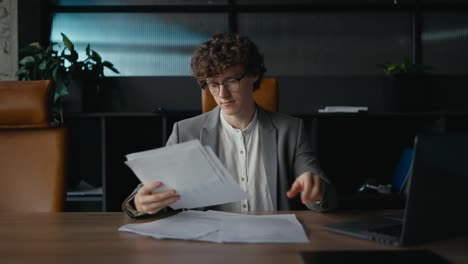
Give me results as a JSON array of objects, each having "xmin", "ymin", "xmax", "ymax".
[{"xmin": 191, "ymin": 33, "xmax": 266, "ymax": 91}]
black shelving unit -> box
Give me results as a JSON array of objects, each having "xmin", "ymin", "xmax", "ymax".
[
  {"xmin": 64, "ymin": 110, "xmax": 468, "ymax": 211},
  {"xmin": 64, "ymin": 112, "xmax": 192, "ymax": 212}
]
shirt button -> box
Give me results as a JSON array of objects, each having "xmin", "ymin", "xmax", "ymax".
[
  {"xmin": 241, "ymin": 177, "xmax": 245, "ymax": 181},
  {"xmin": 243, "ymin": 204, "xmax": 247, "ymax": 208},
  {"xmin": 240, "ymin": 150, "xmax": 244, "ymax": 154}
]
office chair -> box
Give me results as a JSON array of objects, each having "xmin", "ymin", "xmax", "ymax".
[
  {"xmin": 202, "ymin": 78, "xmax": 278, "ymax": 113},
  {"xmin": 0, "ymin": 80, "xmax": 66, "ymax": 212}
]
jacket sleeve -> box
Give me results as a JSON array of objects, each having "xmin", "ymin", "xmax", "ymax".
[
  {"xmin": 294, "ymin": 119, "xmax": 339, "ymax": 212},
  {"xmin": 121, "ymin": 183, "xmax": 145, "ymax": 218},
  {"xmin": 304, "ymin": 179, "xmax": 339, "ymax": 212}
]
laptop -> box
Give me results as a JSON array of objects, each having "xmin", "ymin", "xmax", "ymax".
[
  {"xmin": 301, "ymin": 250, "xmax": 450, "ymax": 264},
  {"xmin": 324, "ymin": 134, "xmax": 468, "ymax": 246}
]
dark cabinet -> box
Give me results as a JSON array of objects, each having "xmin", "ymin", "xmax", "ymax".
[{"xmin": 302, "ymin": 113, "xmax": 468, "ymax": 209}]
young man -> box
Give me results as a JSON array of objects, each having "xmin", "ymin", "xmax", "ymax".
[{"xmin": 123, "ymin": 33, "xmax": 338, "ymax": 218}]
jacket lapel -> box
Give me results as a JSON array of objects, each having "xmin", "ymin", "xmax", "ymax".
[
  {"xmin": 257, "ymin": 107, "xmax": 278, "ymax": 210},
  {"xmin": 201, "ymin": 107, "xmax": 220, "ymax": 155}
]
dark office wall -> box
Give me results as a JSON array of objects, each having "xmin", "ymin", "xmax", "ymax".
[
  {"xmin": 62, "ymin": 75, "xmax": 468, "ymax": 115},
  {"xmin": 18, "ymin": 0, "xmax": 50, "ymax": 49},
  {"xmin": 62, "ymin": 76, "xmax": 383, "ymax": 114}
]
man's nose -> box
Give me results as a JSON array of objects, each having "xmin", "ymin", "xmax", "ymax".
[{"xmin": 218, "ymin": 85, "xmax": 230, "ymax": 98}]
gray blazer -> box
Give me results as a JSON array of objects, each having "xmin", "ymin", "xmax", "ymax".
[{"xmin": 123, "ymin": 106, "xmax": 338, "ymax": 218}]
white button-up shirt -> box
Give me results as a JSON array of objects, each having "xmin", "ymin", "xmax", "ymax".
[{"xmin": 216, "ymin": 110, "xmax": 274, "ymax": 212}]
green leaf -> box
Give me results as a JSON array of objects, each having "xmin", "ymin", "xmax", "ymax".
[
  {"xmin": 54, "ymin": 82, "xmax": 69, "ymax": 102},
  {"xmin": 102, "ymin": 61, "xmax": 113, "ymax": 67},
  {"xmin": 380, "ymin": 57, "xmax": 433, "ymax": 76},
  {"xmin": 16, "ymin": 68, "xmax": 29, "ymax": 79},
  {"xmin": 38, "ymin": 60, "xmax": 47, "ymax": 71},
  {"xmin": 52, "ymin": 64, "xmax": 60, "ymax": 80},
  {"xmin": 45, "ymin": 42, "xmax": 57, "ymax": 54},
  {"xmin": 30, "ymin": 42, "xmax": 42, "ymax": 50},
  {"xmin": 19, "ymin": 44, "xmax": 41, "ymax": 55},
  {"xmin": 70, "ymin": 50, "xmax": 79, "ymax": 62},
  {"xmin": 103, "ymin": 61, "xmax": 119, "ymax": 73},
  {"xmin": 90, "ymin": 49, "xmax": 102, "ymax": 63},
  {"xmin": 19, "ymin": 56, "xmax": 35, "ymax": 65},
  {"xmin": 388, "ymin": 65, "xmax": 397, "ymax": 72},
  {"xmin": 61, "ymin": 33, "xmax": 74, "ymax": 51}
]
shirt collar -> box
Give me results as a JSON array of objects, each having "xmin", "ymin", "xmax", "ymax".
[{"xmin": 220, "ymin": 109, "xmax": 258, "ymax": 135}]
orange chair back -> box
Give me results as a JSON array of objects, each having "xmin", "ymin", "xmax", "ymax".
[{"xmin": 0, "ymin": 80, "xmax": 66, "ymax": 212}]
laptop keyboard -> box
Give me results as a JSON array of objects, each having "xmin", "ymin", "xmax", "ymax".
[{"xmin": 368, "ymin": 223, "xmax": 402, "ymax": 238}]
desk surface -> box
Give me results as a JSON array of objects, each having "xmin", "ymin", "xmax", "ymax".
[{"xmin": 0, "ymin": 211, "xmax": 466, "ymax": 264}]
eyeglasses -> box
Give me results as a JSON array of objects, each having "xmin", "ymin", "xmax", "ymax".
[{"xmin": 203, "ymin": 73, "xmax": 247, "ymax": 96}]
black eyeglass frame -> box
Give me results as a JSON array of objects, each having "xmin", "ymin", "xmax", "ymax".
[{"xmin": 202, "ymin": 73, "xmax": 247, "ymax": 94}]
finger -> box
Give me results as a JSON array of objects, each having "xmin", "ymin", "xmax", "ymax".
[
  {"xmin": 139, "ymin": 181, "xmax": 162, "ymax": 194},
  {"xmin": 310, "ymin": 176, "xmax": 322, "ymax": 201},
  {"xmin": 140, "ymin": 189, "xmax": 177, "ymax": 205},
  {"xmin": 137, "ymin": 182, "xmax": 162, "ymax": 197},
  {"xmin": 301, "ymin": 176, "xmax": 312, "ymax": 203},
  {"xmin": 138, "ymin": 191, "xmax": 178, "ymax": 214},
  {"xmin": 287, "ymin": 180, "xmax": 302, "ymax": 198},
  {"xmin": 142, "ymin": 196, "xmax": 181, "ymax": 214},
  {"xmin": 135, "ymin": 183, "xmax": 166, "ymax": 211}
]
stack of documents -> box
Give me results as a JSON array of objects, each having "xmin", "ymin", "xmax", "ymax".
[
  {"xmin": 67, "ymin": 180, "xmax": 102, "ymax": 197},
  {"xmin": 318, "ymin": 106, "xmax": 368, "ymax": 113},
  {"xmin": 119, "ymin": 210, "xmax": 310, "ymax": 243},
  {"xmin": 125, "ymin": 140, "xmax": 248, "ymax": 210}
]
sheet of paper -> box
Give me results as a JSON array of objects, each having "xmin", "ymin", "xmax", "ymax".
[
  {"xmin": 219, "ymin": 213, "xmax": 310, "ymax": 243},
  {"xmin": 124, "ymin": 140, "xmax": 248, "ymax": 209},
  {"xmin": 118, "ymin": 210, "xmax": 220, "ymax": 240},
  {"xmin": 119, "ymin": 210, "xmax": 310, "ymax": 244}
]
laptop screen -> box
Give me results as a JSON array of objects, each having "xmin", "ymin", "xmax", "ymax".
[
  {"xmin": 391, "ymin": 147, "xmax": 415, "ymax": 193},
  {"xmin": 402, "ymin": 133, "xmax": 468, "ymax": 245}
]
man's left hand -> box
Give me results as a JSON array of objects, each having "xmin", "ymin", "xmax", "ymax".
[{"xmin": 286, "ymin": 171, "xmax": 322, "ymax": 204}]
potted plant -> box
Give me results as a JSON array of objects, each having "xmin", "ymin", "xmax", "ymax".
[
  {"xmin": 379, "ymin": 58, "xmax": 432, "ymax": 76},
  {"xmin": 17, "ymin": 33, "xmax": 119, "ymax": 121},
  {"xmin": 379, "ymin": 58, "xmax": 433, "ymax": 113}
]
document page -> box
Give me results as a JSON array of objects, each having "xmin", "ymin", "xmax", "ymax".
[
  {"xmin": 219, "ymin": 213, "xmax": 310, "ymax": 243},
  {"xmin": 119, "ymin": 210, "xmax": 220, "ymax": 240},
  {"xmin": 119, "ymin": 210, "xmax": 310, "ymax": 244},
  {"xmin": 125, "ymin": 140, "xmax": 248, "ymax": 210}
]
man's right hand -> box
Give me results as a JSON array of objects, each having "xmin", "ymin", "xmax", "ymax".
[{"xmin": 134, "ymin": 181, "xmax": 180, "ymax": 215}]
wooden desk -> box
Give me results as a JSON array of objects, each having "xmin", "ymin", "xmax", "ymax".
[{"xmin": 0, "ymin": 211, "xmax": 466, "ymax": 264}]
